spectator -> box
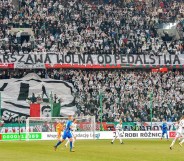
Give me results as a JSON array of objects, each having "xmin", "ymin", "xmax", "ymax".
[
  {"xmin": 31, "ymin": 93, "xmax": 36, "ymax": 103},
  {"xmin": 0, "ymin": 0, "xmax": 183, "ymax": 55}
]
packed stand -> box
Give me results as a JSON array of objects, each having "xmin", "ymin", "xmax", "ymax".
[
  {"xmin": 63, "ymin": 69, "xmax": 184, "ymax": 123},
  {"xmin": 0, "ymin": 68, "xmax": 184, "ymax": 122},
  {"xmin": 0, "ymin": 0, "xmax": 184, "ymax": 55}
]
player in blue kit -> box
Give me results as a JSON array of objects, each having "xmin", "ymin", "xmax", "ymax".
[
  {"xmin": 161, "ymin": 119, "xmax": 168, "ymax": 140},
  {"xmin": 54, "ymin": 115, "xmax": 74, "ymax": 152}
]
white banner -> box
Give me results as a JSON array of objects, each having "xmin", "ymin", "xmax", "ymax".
[
  {"xmin": 1, "ymin": 131, "xmax": 174, "ymax": 141},
  {"xmin": 41, "ymin": 131, "xmax": 164, "ymax": 140},
  {"xmin": 0, "ymin": 53, "xmax": 183, "ymax": 66},
  {"xmin": 42, "ymin": 132, "xmax": 95, "ymax": 140}
]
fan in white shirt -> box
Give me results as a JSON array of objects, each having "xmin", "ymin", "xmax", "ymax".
[
  {"xmin": 170, "ymin": 116, "xmax": 184, "ymax": 150},
  {"xmin": 111, "ymin": 120, "xmax": 124, "ymax": 144}
]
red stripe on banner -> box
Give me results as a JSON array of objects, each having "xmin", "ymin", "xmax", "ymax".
[
  {"xmin": 8, "ymin": 64, "xmax": 14, "ymax": 68},
  {"xmin": 30, "ymin": 104, "xmax": 41, "ymax": 117},
  {"xmin": 1, "ymin": 63, "xmax": 182, "ymax": 69},
  {"xmin": 0, "ymin": 64, "xmax": 14, "ymax": 69},
  {"xmin": 0, "ymin": 134, "xmax": 2, "ymax": 140},
  {"xmin": 45, "ymin": 64, "xmax": 122, "ymax": 69}
]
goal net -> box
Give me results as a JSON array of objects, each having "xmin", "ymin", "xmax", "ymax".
[{"xmin": 26, "ymin": 116, "xmax": 96, "ymax": 141}]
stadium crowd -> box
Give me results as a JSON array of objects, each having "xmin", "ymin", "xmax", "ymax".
[
  {"xmin": 0, "ymin": 0, "xmax": 184, "ymax": 122},
  {"xmin": 62, "ymin": 69, "xmax": 184, "ymax": 123},
  {"xmin": 0, "ymin": 68, "xmax": 184, "ymax": 123},
  {"xmin": 0, "ymin": 0, "xmax": 184, "ymax": 55}
]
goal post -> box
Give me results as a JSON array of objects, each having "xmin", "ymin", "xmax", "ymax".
[{"xmin": 26, "ymin": 116, "xmax": 96, "ymax": 141}]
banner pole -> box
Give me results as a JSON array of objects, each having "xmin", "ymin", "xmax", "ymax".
[
  {"xmin": 18, "ymin": 115, "xmax": 21, "ymax": 141},
  {"xmin": 0, "ymin": 92, "xmax": 1, "ymax": 120},
  {"xmin": 99, "ymin": 91, "xmax": 103, "ymax": 131},
  {"xmin": 50, "ymin": 91, "xmax": 53, "ymax": 117},
  {"xmin": 150, "ymin": 91, "xmax": 153, "ymax": 130}
]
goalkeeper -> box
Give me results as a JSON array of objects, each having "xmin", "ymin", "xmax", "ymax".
[
  {"xmin": 111, "ymin": 120, "xmax": 124, "ymax": 144},
  {"xmin": 56, "ymin": 120, "xmax": 64, "ymax": 140}
]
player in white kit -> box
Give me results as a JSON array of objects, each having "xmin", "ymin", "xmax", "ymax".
[
  {"xmin": 111, "ymin": 120, "xmax": 124, "ymax": 144},
  {"xmin": 170, "ymin": 116, "xmax": 184, "ymax": 150},
  {"xmin": 65, "ymin": 119, "xmax": 77, "ymax": 148}
]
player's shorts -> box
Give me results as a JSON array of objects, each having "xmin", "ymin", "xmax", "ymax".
[
  {"xmin": 162, "ymin": 130, "xmax": 167, "ymax": 134},
  {"xmin": 115, "ymin": 130, "xmax": 123, "ymax": 137},
  {"xmin": 72, "ymin": 131, "xmax": 76, "ymax": 138},
  {"xmin": 62, "ymin": 131, "xmax": 72, "ymax": 140},
  {"xmin": 176, "ymin": 127, "xmax": 184, "ymax": 137}
]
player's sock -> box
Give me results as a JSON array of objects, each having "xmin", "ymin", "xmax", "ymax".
[
  {"xmin": 112, "ymin": 137, "xmax": 116, "ymax": 143},
  {"xmin": 73, "ymin": 139, "xmax": 75, "ymax": 147},
  {"xmin": 70, "ymin": 141, "xmax": 73, "ymax": 151},
  {"xmin": 161, "ymin": 134, "xmax": 164, "ymax": 140},
  {"xmin": 166, "ymin": 134, "xmax": 168, "ymax": 140},
  {"xmin": 170, "ymin": 138, "xmax": 177, "ymax": 147},
  {"xmin": 55, "ymin": 141, "xmax": 62, "ymax": 147},
  {"xmin": 161, "ymin": 133, "xmax": 165, "ymax": 140},
  {"xmin": 180, "ymin": 138, "xmax": 184, "ymax": 144},
  {"xmin": 65, "ymin": 140, "xmax": 69, "ymax": 147},
  {"xmin": 120, "ymin": 139, "xmax": 123, "ymax": 144}
]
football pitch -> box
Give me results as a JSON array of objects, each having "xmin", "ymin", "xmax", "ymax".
[{"xmin": 0, "ymin": 139, "xmax": 183, "ymax": 161}]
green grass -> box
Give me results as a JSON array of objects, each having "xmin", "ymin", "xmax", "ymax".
[{"xmin": 0, "ymin": 139, "xmax": 184, "ymax": 161}]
